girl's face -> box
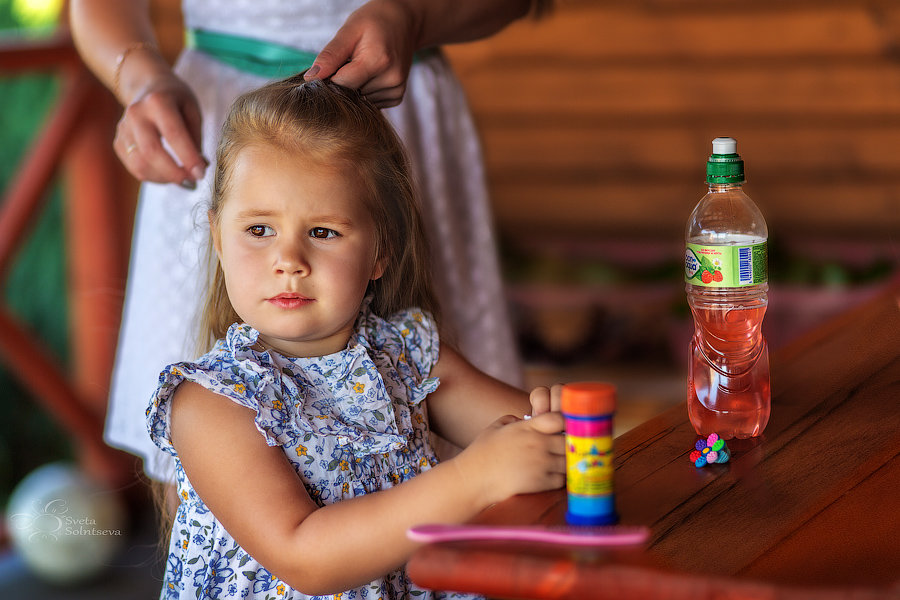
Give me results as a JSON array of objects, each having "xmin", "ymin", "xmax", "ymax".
[{"xmin": 212, "ymin": 144, "xmax": 384, "ymax": 357}]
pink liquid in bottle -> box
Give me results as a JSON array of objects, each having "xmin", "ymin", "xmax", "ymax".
[{"xmin": 687, "ymin": 297, "xmax": 770, "ymax": 439}]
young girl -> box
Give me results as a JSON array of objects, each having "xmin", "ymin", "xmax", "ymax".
[{"xmin": 147, "ymin": 75, "xmax": 565, "ymax": 599}]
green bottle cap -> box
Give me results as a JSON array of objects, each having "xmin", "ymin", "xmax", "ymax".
[{"xmin": 707, "ymin": 137, "xmax": 744, "ymax": 184}]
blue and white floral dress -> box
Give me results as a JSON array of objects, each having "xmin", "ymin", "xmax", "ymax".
[{"xmin": 147, "ymin": 303, "xmax": 481, "ymax": 600}]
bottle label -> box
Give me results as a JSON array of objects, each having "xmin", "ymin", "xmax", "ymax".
[
  {"xmin": 685, "ymin": 242, "xmax": 768, "ymax": 286},
  {"xmin": 565, "ymin": 434, "xmax": 614, "ymax": 497}
]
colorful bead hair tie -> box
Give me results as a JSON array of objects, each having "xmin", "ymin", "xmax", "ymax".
[{"xmin": 690, "ymin": 433, "xmax": 730, "ymax": 467}]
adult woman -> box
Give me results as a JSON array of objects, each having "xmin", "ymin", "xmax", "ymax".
[{"xmin": 69, "ymin": 0, "xmax": 548, "ymax": 481}]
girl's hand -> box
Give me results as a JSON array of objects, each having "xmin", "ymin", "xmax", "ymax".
[
  {"xmin": 529, "ymin": 384, "xmax": 564, "ymax": 416},
  {"xmin": 453, "ymin": 412, "xmax": 566, "ymax": 507},
  {"xmin": 114, "ymin": 72, "xmax": 207, "ymax": 187},
  {"xmin": 304, "ymin": 0, "xmax": 417, "ymax": 107}
]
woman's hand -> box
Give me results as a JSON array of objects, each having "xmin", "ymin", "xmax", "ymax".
[
  {"xmin": 304, "ymin": 0, "xmax": 537, "ymax": 107},
  {"xmin": 304, "ymin": 0, "xmax": 417, "ymax": 108},
  {"xmin": 114, "ymin": 72, "xmax": 207, "ymax": 187},
  {"xmin": 453, "ymin": 412, "xmax": 566, "ymax": 507},
  {"xmin": 68, "ymin": 0, "xmax": 208, "ymax": 186}
]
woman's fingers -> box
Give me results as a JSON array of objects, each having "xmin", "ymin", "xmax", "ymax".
[
  {"xmin": 118, "ymin": 116, "xmax": 189, "ymax": 185},
  {"xmin": 308, "ymin": 1, "xmax": 415, "ymax": 106},
  {"xmin": 115, "ymin": 85, "xmax": 206, "ymax": 186},
  {"xmin": 174, "ymin": 94, "xmax": 207, "ymax": 180},
  {"xmin": 360, "ymin": 82, "xmax": 406, "ymax": 108}
]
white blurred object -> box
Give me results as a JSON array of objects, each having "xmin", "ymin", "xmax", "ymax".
[{"xmin": 5, "ymin": 462, "xmax": 126, "ymax": 585}]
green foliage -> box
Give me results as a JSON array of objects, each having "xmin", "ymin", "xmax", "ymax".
[
  {"xmin": 0, "ymin": 0, "xmax": 14, "ymax": 30},
  {"xmin": 1, "ymin": 0, "xmax": 62, "ymax": 32}
]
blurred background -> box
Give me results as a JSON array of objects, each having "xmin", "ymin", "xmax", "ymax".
[{"xmin": 0, "ymin": 0, "xmax": 898, "ymax": 597}]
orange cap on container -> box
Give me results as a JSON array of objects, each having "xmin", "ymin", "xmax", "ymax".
[{"xmin": 561, "ymin": 382, "xmax": 616, "ymax": 415}]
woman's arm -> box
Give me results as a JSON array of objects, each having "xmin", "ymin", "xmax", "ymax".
[
  {"xmin": 308, "ymin": 0, "xmax": 549, "ymax": 107},
  {"xmin": 69, "ymin": 0, "xmax": 206, "ymax": 185},
  {"xmin": 400, "ymin": 0, "xmax": 546, "ymax": 48},
  {"xmin": 170, "ymin": 380, "xmax": 564, "ymax": 596},
  {"xmin": 69, "ymin": 0, "xmax": 160, "ymax": 102}
]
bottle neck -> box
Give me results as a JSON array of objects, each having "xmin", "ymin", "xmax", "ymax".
[{"xmin": 708, "ymin": 182, "xmax": 744, "ymax": 193}]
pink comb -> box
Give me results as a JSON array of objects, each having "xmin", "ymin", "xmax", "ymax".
[{"xmin": 407, "ymin": 523, "xmax": 649, "ymax": 547}]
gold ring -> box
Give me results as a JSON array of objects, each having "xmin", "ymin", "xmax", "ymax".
[{"xmin": 125, "ymin": 143, "xmax": 138, "ymax": 155}]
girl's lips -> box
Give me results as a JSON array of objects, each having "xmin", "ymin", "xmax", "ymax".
[{"xmin": 267, "ymin": 294, "xmax": 313, "ymax": 309}]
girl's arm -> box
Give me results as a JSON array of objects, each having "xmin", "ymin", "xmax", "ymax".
[
  {"xmin": 307, "ymin": 0, "xmax": 549, "ymax": 107},
  {"xmin": 170, "ymin": 380, "xmax": 564, "ymax": 596},
  {"xmin": 69, "ymin": 0, "xmax": 206, "ymax": 185},
  {"xmin": 425, "ymin": 345, "xmax": 566, "ymax": 447},
  {"xmin": 425, "ymin": 344, "xmax": 532, "ymax": 447}
]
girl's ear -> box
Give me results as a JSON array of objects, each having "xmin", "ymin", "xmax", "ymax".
[{"xmin": 371, "ymin": 256, "xmax": 386, "ymax": 281}]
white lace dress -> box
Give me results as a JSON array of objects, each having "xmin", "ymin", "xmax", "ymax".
[{"xmin": 105, "ymin": 0, "xmax": 521, "ymax": 481}]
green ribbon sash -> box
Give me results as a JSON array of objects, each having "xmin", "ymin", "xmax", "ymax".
[
  {"xmin": 185, "ymin": 29, "xmax": 438, "ymax": 79},
  {"xmin": 186, "ymin": 29, "xmax": 318, "ymax": 78}
]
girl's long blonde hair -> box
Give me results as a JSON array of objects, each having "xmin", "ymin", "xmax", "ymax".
[{"xmin": 197, "ymin": 75, "xmax": 439, "ymax": 353}]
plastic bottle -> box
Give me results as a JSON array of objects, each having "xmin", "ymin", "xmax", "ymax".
[
  {"xmin": 561, "ymin": 382, "xmax": 617, "ymax": 525},
  {"xmin": 684, "ymin": 137, "xmax": 770, "ymax": 440}
]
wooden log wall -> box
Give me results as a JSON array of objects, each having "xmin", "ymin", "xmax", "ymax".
[
  {"xmin": 149, "ymin": 0, "xmax": 899, "ymax": 245},
  {"xmin": 445, "ymin": 0, "xmax": 900, "ymax": 246},
  {"xmin": 141, "ymin": 1, "xmax": 898, "ymax": 361}
]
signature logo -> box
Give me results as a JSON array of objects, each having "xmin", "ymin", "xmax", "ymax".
[{"xmin": 8, "ymin": 499, "xmax": 70, "ymax": 542}]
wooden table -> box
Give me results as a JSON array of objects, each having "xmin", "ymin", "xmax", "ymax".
[{"xmin": 408, "ymin": 278, "xmax": 900, "ymax": 599}]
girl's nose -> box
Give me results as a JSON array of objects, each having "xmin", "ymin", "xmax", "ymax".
[{"xmin": 273, "ymin": 240, "xmax": 310, "ymax": 275}]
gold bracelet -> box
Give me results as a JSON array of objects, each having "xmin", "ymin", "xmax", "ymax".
[{"xmin": 112, "ymin": 41, "xmax": 158, "ymax": 101}]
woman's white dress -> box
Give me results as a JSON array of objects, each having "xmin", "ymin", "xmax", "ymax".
[{"xmin": 105, "ymin": 0, "xmax": 521, "ymax": 481}]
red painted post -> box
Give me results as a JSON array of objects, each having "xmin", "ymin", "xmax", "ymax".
[
  {"xmin": 0, "ymin": 36, "xmax": 138, "ymax": 488},
  {"xmin": 63, "ymin": 75, "xmax": 132, "ymax": 420}
]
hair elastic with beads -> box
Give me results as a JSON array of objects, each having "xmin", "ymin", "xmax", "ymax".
[{"xmin": 690, "ymin": 433, "xmax": 730, "ymax": 467}]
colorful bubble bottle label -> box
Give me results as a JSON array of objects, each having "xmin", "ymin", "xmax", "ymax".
[
  {"xmin": 566, "ymin": 423, "xmax": 613, "ymax": 496},
  {"xmin": 562, "ymin": 382, "xmax": 617, "ymax": 526}
]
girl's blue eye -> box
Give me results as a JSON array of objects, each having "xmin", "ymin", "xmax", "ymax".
[
  {"xmin": 248, "ymin": 225, "xmax": 275, "ymax": 237},
  {"xmin": 310, "ymin": 227, "xmax": 338, "ymax": 239}
]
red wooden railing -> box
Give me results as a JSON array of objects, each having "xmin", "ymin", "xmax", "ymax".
[{"xmin": 0, "ymin": 30, "xmax": 137, "ymax": 489}]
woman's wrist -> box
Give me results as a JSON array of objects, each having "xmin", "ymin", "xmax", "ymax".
[
  {"xmin": 375, "ymin": 0, "xmax": 424, "ymax": 50},
  {"xmin": 113, "ymin": 42, "xmax": 171, "ymax": 105}
]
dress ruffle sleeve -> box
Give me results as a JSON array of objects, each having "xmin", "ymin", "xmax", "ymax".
[
  {"xmin": 146, "ymin": 325, "xmax": 298, "ymax": 454},
  {"xmin": 355, "ymin": 305, "xmax": 440, "ymax": 406}
]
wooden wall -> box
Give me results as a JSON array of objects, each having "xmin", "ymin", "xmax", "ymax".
[
  {"xmin": 142, "ymin": 1, "xmax": 898, "ymax": 359},
  {"xmin": 149, "ymin": 0, "xmax": 900, "ymax": 244},
  {"xmin": 445, "ymin": 0, "xmax": 900, "ymax": 246}
]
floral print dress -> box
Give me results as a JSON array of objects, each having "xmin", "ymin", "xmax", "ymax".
[{"xmin": 147, "ymin": 303, "xmax": 482, "ymax": 600}]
